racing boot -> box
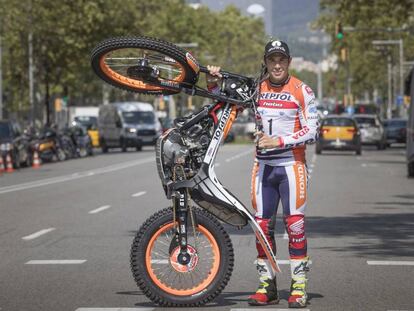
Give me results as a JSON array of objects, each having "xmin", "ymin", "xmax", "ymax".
[
  {"xmin": 288, "ymin": 256, "xmax": 309, "ymax": 308},
  {"xmin": 248, "ymin": 258, "xmax": 279, "ymax": 306}
]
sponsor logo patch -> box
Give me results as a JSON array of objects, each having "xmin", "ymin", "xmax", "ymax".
[{"xmin": 304, "ymin": 85, "xmax": 314, "ymax": 96}]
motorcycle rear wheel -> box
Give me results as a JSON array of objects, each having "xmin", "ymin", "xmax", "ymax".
[
  {"xmin": 91, "ymin": 37, "xmax": 199, "ymax": 95},
  {"xmin": 130, "ymin": 207, "xmax": 234, "ymax": 307}
]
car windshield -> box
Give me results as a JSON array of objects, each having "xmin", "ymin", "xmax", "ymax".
[
  {"xmin": 74, "ymin": 116, "xmax": 97, "ymax": 129},
  {"xmin": 0, "ymin": 123, "xmax": 11, "ymax": 139},
  {"xmin": 355, "ymin": 117, "xmax": 376, "ymax": 126},
  {"xmin": 384, "ymin": 120, "xmax": 407, "ymax": 127},
  {"xmin": 323, "ymin": 118, "xmax": 355, "ymax": 127},
  {"xmin": 122, "ymin": 111, "xmax": 154, "ymax": 124}
]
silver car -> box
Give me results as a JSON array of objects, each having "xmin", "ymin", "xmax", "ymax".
[{"xmin": 354, "ymin": 114, "xmax": 386, "ymax": 150}]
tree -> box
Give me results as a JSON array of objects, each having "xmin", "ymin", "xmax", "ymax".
[
  {"xmin": 314, "ymin": 0, "xmax": 414, "ymax": 106},
  {"xmin": 0, "ymin": 0, "xmax": 268, "ymax": 121}
]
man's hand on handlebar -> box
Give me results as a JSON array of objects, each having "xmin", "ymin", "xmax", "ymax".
[{"xmin": 206, "ymin": 65, "xmax": 223, "ymax": 87}]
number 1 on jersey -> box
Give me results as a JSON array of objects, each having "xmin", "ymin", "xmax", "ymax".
[{"xmin": 268, "ymin": 119, "xmax": 273, "ymax": 135}]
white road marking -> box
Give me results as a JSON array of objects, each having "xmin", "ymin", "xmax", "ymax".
[
  {"xmin": 367, "ymin": 260, "xmax": 414, "ymax": 266},
  {"xmin": 25, "ymin": 260, "xmax": 86, "ymax": 265},
  {"xmin": 231, "ymin": 309, "xmax": 310, "ymax": 311},
  {"xmin": 283, "ymin": 231, "xmax": 288, "ymax": 239},
  {"xmin": 225, "ymin": 149, "xmax": 254, "ymax": 162},
  {"xmin": 89, "ymin": 205, "xmax": 111, "ymax": 214},
  {"xmin": 0, "ymin": 157, "xmax": 154, "ymax": 195},
  {"xmin": 361, "ymin": 163, "xmax": 378, "ymax": 168},
  {"xmin": 150, "ymin": 259, "xmax": 311, "ymax": 265},
  {"xmin": 132, "ymin": 191, "xmax": 146, "ymax": 198},
  {"xmin": 75, "ymin": 308, "xmax": 154, "ymax": 311},
  {"xmin": 22, "ymin": 228, "xmax": 56, "ymax": 240},
  {"xmin": 277, "ymin": 260, "xmax": 313, "ymax": 265}
]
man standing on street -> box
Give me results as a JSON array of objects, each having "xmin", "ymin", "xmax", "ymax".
[{"xmin": 207, "ymin": 39, "xmax": 319, "ymax": 308}]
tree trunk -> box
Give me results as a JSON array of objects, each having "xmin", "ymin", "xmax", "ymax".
[{"xmin": 45, "ymin": 76, "xmax": 50, "ymax": 125}]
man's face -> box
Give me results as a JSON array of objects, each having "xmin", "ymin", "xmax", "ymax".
[{"xmin": 265, "ymin": 53, "xmax": 291, "ymax": 84}]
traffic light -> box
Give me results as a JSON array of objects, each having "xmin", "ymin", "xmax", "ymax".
[{"xmin": 335, "ymin": 21, "xmax": 344, "ymax": 40}]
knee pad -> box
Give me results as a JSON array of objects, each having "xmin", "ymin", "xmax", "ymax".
[
  {"xmin": 284, "ymin": 214, "xmax": 307, "ymax": 259},
  {"xmin": 255, "ymin": 216, "xmax": 276, "ymax": 258}
]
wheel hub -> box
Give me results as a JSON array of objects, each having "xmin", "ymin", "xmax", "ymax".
[{"xmin": 170, "ymin": 245, "xmax": 199, "ymax": 273}]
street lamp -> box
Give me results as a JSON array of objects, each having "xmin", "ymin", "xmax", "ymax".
[
  {"xmin": 372, "ymin": 39, "xmax": 404, "ymax": 99},
  {"xmin": 372, "ymin": 44, "xmax": 394, "ymax": 119}
]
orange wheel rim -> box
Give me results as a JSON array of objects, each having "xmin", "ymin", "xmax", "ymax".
[
  {"xmin": 99, "ymin": 50, "xmax": 186, "ymax": 92},
  {"xmin": 145, "ymin": 222, "xmax": 221, "ymax": 296}
]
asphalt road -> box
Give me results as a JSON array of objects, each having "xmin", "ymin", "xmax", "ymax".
[{"xmin": 0, "ymin": 144, "xmax": 413, "ymax": 311}]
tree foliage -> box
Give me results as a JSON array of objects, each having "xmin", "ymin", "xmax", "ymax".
[
  {"xmin": 314, "ymin": 0, "xmax": 414, "ymax": 103},
  {"xmin": 0, "ymin": 0, "xmax": 267, "ymax": 120}
]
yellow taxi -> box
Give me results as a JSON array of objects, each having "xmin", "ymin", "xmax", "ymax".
[{"xmin": 316, "ymin": 115, "xmax": 362, "ymax": 155}]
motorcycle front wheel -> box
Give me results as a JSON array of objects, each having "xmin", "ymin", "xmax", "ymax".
[
  {"xmin": 91, "ymin": 37, "xmax": 199, "ymax": 95},
  {"xmin": 130, "ymin": 207, "xmax": 234, "ymax": 307}
]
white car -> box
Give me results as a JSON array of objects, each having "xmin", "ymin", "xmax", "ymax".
[{"xmin": 353, "ymin": 114, "xmax": 386, "ymax": 150}]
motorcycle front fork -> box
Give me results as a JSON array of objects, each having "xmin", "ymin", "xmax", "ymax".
[{"xmin": 172, "ymin": 188, "xmax": 196, "ymax": 266}]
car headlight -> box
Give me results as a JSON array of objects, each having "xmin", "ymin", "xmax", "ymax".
[
  {"xmin": 0, "ymin": 143, "xmax": 12, "ymax": 151},
  {"xmin": 126, "ymin": 127, "xmax": 137, "ymax": 133}
]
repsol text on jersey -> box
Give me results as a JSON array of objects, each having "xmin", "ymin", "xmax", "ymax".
[{"xmin": 260, "ymin": 92, "xmax": 292, "ymax": 101}]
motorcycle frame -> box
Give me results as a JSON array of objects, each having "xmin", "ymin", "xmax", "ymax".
[
  {"xmin": 139, "ymin": 63, "xmax": 281, "ymax": 273},
  {"xmin": 162, "ymin": 102, "xmax": 281, "ymax": 274}
]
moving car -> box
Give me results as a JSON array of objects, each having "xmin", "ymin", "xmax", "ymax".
[
  {"xmin": 0, "ymin": 120, "xmax": 32, "ymax": 168},
  {"xmin": 383, "ymin": 118, "xmax": 407, "ymax": 146},
  {"xmin": 98, "ymin": 102, "xmax": 162, "ymax": 152},
  {"xmin": 353, "ymin": 114, "xmax": 386, "ymax": 150},
  {"xmin": 316, "ymin": 115, "xmax": 361, "ymax": 155}
]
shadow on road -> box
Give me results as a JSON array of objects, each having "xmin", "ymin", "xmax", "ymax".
[
  {"xmin": 224, "ymin": 193, "xmax": 414, "ymax": 258},
  {"xmin": 307, "ymin": 207, "xmax": 414, "ymax": 257}
]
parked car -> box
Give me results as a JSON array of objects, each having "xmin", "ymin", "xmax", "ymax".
[
  {"xmin": 65, "ymin": 126, "xmax": 94, "ymax": 157},
  {"xmin": 353, "ymin": 114, "xmax": 386, "ymax": 150},
  {"xmin": 98, "ymin": 102, "xmax": 162, "ymax": 152},
  {"xmin": 72, "ymin": 115, "xmax": 100, "ymax": 148},
  {"xmin": 383, "ymin": 118, "xmax": 407, "ymax": 146},
  {"xmin": 0, "ymin": 120, "xmax": 32, "ymax": 168},
  {"xmin": 231, "ymin": 113, "xmax": 256, "ymax": 140},
  {"xmin": 316, "ymin": 115, "xmax": 361, "ymax": 155}
]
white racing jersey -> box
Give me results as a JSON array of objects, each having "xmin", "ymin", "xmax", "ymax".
[{"xmin": 256, "ymin": 76, "xmax": 320, "ymax": 166}]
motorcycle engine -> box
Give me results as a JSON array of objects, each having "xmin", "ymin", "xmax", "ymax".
[{"xmin": 156, "ymin": 118, "xmax": 213, "ymax": 194}]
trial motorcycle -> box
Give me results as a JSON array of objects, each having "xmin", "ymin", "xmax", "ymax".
[{"xmin": 91, "ymin": 36, "xmax": 280, "ymax": 307}]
